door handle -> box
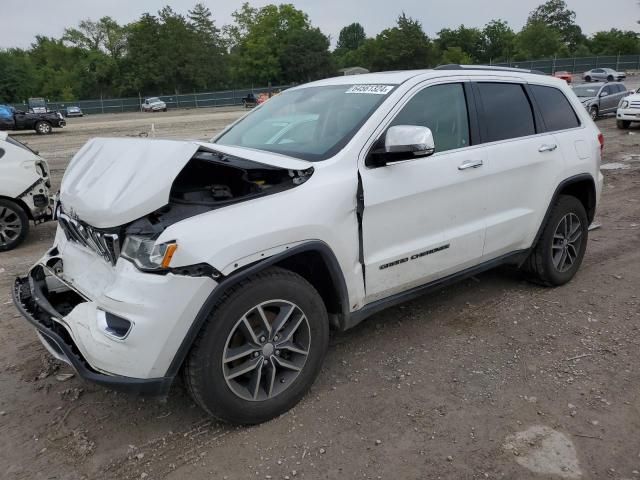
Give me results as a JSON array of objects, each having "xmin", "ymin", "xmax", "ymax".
[
  {"xmin": 458, "ymin": 160, "xmax": 483, "ymax": 170},
  {"xmin": 538, "ymin": 144, "xmax": 558, "ymax": 153}
]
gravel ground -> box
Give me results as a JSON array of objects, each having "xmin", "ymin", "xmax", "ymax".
[{"xmin": 1, "ymin": 101, "xmax": 639, "ymax": 480}]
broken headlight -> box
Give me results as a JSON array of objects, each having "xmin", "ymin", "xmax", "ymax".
[{"xmin": 121, "ymin": 235, "xmax": 178, "ymax": 271}]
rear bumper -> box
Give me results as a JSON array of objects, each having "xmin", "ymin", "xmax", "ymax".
[{"xmin": 12, "ymin": 270, "xmax": 173, "ymax": 396}]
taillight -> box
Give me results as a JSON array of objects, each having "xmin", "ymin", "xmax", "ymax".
[{"xmin": 597, "ymin": 133, "xmax": 604, "ymax": 153}]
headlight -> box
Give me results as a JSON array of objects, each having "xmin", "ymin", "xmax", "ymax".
[
  {"xmin": 619, "ymin": 100, "xmax": 629, "ymax": 109},
  {"xmin": 121, "ymin": 235, "xmax": 178, "ymax": 271}
]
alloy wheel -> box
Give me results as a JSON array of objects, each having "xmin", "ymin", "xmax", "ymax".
[
  {"xmin": 0, "ymin": 205, "xmax": 23, "ymax": 247},
  {"xmin": 222, "ymin": 300, "xmax": 311, "ymax": 401},
  {"xmin": 551, "ymin": 213, "xmax": 583, "ymax": 273}
]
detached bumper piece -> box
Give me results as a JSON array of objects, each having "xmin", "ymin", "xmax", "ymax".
[{"xmin": 12, "ymin": 268, "xmax": 172, "ymax": 396}]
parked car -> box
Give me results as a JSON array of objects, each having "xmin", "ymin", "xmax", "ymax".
[
  {"xmin": 242, "ymin": 93, "xmax": 257, "ymax": 108},
  {"xmin": 141, "ymin": 97, "xmax": 167, "ymax": 112},
  {"xmin": 553, "ymin": 71, "xmax": 572, "ymax": 83},
  {"xmin": 28, "ymin": 97, "xmax": 48, "ymax": 113},
  {"xmin": 616, "ymin": 87, "xmax": 640, "ymax": 129},
  {"xmin": 0, "ymin": 132, "xmax": 54, "ymax": 251},
  {"xmin": 571, "ymin": 82, "xmax": 629, "ymax": 120},
  {"xmin": 14, "ymin": 66, "xmax": 603, "ymax": 425},
  {"xmin": 64, "ymin": 106, "xmax": 84, "ymax": 117},
  {"xmin": 0, "ymin": 104, "xmax": 66, "ymax": 134},
  {"xmin": 582, "ymin": 68, "xmax": 626, "ymax": 82}
]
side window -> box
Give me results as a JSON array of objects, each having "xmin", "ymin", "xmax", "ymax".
[
  {"xmin": 390, "ymin": 83, "xmax": 470, "ymax": 153},
  {"xmin": 602, "ymin": 85, "xmax": 612, "ymax": 95},
  {"xmin": 530, "ymin": 85, "xmax": 580, "ymax": 132},
  {"xmin": 476, "ymin": 83, "xmax": 535, "ymax": 142}
]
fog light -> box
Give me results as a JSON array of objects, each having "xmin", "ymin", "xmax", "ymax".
[{"xmin": 98, "ymin": 310, "xmax": 132, "ymax": 339}]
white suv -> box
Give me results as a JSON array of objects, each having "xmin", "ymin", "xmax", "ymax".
[{"xmin": 14, "ymin": 66, "xmax": 603, "ymax": 424}]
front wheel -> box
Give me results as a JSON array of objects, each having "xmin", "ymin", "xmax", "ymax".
[
  {"xmin": 0, "ymin": 199, "xmax": 29, "ymax": 251},
  {"xmin": 184, "ymin": 267, "xmax": 329, "ymax": 424},
  {"xmin": 617, "ymin": 120, "xmax": 631, "ymax": 129},
  {"xmin": 523, "ymin": 195, "xmax": 588, "ymax": 286},
  {"xmin": 35, "ymin": 121, "xmax": 52, "ymax": 134},
  {"xmin": 589, "ymin": 106, "xmax": 598, "ymax": 121}
]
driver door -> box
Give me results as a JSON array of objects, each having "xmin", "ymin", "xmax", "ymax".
[{"xmin": 359, "ymin": 81, "xmax": 488, "ymax": 303}]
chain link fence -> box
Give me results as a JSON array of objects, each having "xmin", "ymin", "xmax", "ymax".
[
  {"xmin": 9, "ymin": 54, "xmax": 640, "ymax": 114},
  {"xmin": 491, "ymin": 54, "xmax": 640, "ymax": 74},
  {"xmin": 10, "ymin": 85, "xmax": 293, "ymax": 115}
]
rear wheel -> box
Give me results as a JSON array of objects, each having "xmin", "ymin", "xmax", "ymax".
[
  {"xmin": 607, "ymin": 75, "xmax": 614, "ymax": 82},
  {"xmin": 589, "ymin": 106, "xmax": 598, "ymax": 121},
  {"xmin": 184, "ymin": 267, "xmax": 329, "ymax": 425},
  {"xmin": 35, "ymin": 121, "xmax": 52, "ymax": 134},
  {"xmin": 0, "ymin": 199, "xmax": 29, "ymax": 251},
  {"xmin": 524, "ymin": 195, "xmax": 588, "ymax": 286},
  {"xmin": 617, "ymin": 120, "xmax": 631, "ymax": 129}
]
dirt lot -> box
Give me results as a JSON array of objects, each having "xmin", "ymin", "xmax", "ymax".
[{"xmin": 1, "ymin": 104, "xmax": 640, "ymax": 480}]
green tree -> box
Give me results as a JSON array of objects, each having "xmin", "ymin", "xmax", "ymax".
[
  {"xmin": 589, "ymin": 29, "xmax": 640, "ymax": 55},
  {"xmin": 515, "ymin": 21, "xmax": 565, "ymax": 59},
  {"xmin": 281, "ymin": 28, "xmax": 334, "ymax": 82},
  {"xmin": 483, "ymin": 20, "xmax": 515, "ymax": 62},
  {"xmin": 436, "ymin": 25, "xmax": 485, "ymax": 63},
  {"xmin": 527, "ymin": 0, "xmax": 585, "ymax": 51},
  {"xmin": 440, "ymin": 46, "xmax": 472, "ymax": 65},
  {"xmin": 367, "ymin": 14, "xmax": 437, "ymax": 71},
  {"xmin": 336, "ymin": 23, "xmax": 366, "ymax": 52},
  {"xmin": 0, "ymin": 49, "xmax": 37, "ymax": 103},
  {"xmin": 188, "ymin": 3, "xmax": 228, "ymax": 89}
]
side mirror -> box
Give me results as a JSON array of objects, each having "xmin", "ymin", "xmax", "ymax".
[
  {"xmin": 367, "ymin": 125, "xmax": 435, "ymax": 167},
  {"xmin": 600, "ymin": 91, "xmax": 608, "ymax": 97}
]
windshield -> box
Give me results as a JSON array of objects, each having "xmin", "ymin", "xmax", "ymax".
[
  {"xmin": 147, "ymin": 97, "xmax": 161, "ymax": 103},
  {"xmin": 214, "ymin": 84, "xmax": 395, "ymax": 161},
  {"xmin": 572, "ymin": 85, "xmax": 600, "ymax": 97}
]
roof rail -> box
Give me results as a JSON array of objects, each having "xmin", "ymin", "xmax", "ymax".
[{"xmin": 434, "ymin": 64, "xmax": 546, "ymax": 75}]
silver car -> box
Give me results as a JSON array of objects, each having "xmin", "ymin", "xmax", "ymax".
[
  {"xmin": 572, "ymin": 82, "xmax": 629, "ymax": 120},
  {"xmin": 583, "ymin": 68, "xmax": 626, "ymax": 82}
]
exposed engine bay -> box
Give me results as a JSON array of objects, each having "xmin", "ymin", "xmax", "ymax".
[{"xmin": 126, "ymin": 149, "xmax": 313, "ymax": 237}]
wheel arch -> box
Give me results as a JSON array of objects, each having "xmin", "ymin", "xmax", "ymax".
[
  {"xmin": 0, "ymin": 195, "xmax": 33, "ymax": 220},
  {"xmin": 164, "ymin": 241, "xmax": 350, "ymax": 379},
  {"xmin": 532, "ymin": 174, "xmax": 597, "ymax": 249}
]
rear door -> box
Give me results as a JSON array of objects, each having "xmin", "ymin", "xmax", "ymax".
[
  {"xmin": 600, "ymin": 85, "xmax": 617, "ymax": 113},
  {"xmin": 359, "ymin": 80, "xmax": 488, "ymax": 303},
  {"xmin": 474, "ymin": 80, "xmax": 565, "ymax": 258}
]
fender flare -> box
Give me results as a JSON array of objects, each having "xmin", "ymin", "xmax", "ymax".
[
  {"xmin": 164, "ymin": 240, "xmax": 350, "ymax": 379},
  {"xmin": 530, "ymin": 173, "xmax": 596, "ymax": 251}
]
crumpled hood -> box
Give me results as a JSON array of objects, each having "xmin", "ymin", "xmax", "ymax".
[{"xmin": 59, "ymin": 137, "xmax": 312, "ymax": 229}]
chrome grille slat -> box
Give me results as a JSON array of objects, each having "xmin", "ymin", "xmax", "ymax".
[{"xmin": 58, "ymin": 211, "xmax": 120, "ymax": 265}]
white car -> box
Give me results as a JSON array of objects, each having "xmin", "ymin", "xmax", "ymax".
[
  {"xmin": 616, "ymin": 87, "xmax": 640, "ymax": 129},
  {"xmin": 14, "ymin": 66, "xmax": 603, "ymax": 424},
  {"xmin": 141, "ymin": 97, "xmax": 167, "ymax": 112},
  {"xmin": 0, "ymin": 132, "xmax": 54, "ymax": 251}
]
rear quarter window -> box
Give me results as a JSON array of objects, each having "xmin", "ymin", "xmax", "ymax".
[
  {"xmin": 530, "ymin": 85, "xmax": 580, "ymax": 132},
  {"xmin": 476, "ymin": 83, "xmax": 536, "ymax": 142}
]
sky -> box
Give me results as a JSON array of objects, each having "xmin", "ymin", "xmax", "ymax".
[{"xmin": 0, "ymin": 0, "xmax": 638, "ymax": 49}]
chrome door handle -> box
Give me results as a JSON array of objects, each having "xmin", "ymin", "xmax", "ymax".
[
  {"xmin": 538, "ymin": 144, "xmax": 558, "ymax": 153},
  {"xmin": 458, "ymin": 160, "xmax": 483, "ymax": 170}
]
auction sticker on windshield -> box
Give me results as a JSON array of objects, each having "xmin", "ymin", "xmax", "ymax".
[{"xmin": 345, "ymin": 85, "xmax": 394, "ymax": 95}]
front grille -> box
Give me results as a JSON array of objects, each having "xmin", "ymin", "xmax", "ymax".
[
  {"xmin": 58, "ymin": 211, "xmax": 120, "ymax": 265},
  {"xmin": 630, "ymin": 101, "xmax": 640, "ymax": 109}
]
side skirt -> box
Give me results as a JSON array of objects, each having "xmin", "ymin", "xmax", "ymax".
[{"xmin": 344, "ymin": 250, "xmax": 528, "ymax": 330}]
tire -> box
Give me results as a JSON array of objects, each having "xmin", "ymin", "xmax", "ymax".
[
  {"xmin": 524, "ymin": 195, "xmax": 588, "ymax": 287},
  {"xmin": 607, "ymin": 75, "xmax": 614, "ymax": 82},
  {"xmin": 35, "ymin": 121, "xmax": 52, "ymax": 135},
  {"xmin": 589, "ymin": 106, "xmax": 598, "ymax": 121},
  {"xmin": 163, "ymin": 108, "xmax": 167, "ymax": 112},
  {"xmin": 184, "ymin": 267, "xmax": 329, "ymax": 425},
  {"xmin": 617, "ymin": 120, "xmax": 631, "ymax": 129},
  {"xmin": 584, "ymin": 76, "xmax": 591, "ymax": 82},
  {"xmin": 0, "ymin": 199, "xmax": 29, "ymax": 252}
]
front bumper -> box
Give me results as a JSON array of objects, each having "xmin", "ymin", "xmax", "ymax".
[
  {"xmin": 13, "ymin": 271, "xmax": 172, "ymax": 395},
  {"xmin": 12, "ymin": 230, "xmax": 217, "ymax": 393},
  {"xmin": 617, "ymin": 108, "xmax": 640, "ymax": 122}
]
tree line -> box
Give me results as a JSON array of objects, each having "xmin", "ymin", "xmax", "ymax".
[{"xmin": 0, "ymin": 0, "xmax": 638, "ymax": 103}]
